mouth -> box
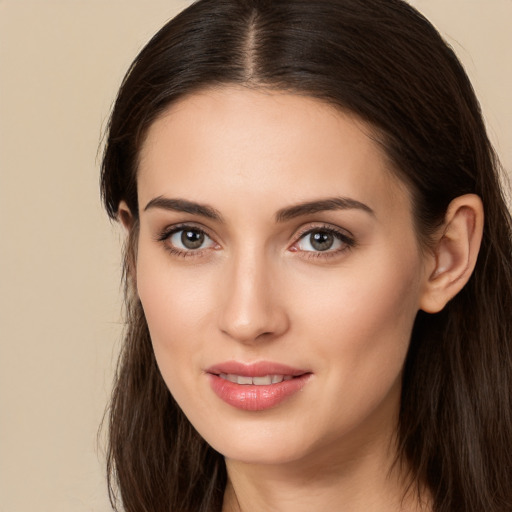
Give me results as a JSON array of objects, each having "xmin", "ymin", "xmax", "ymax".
[
  {"xmin": 206, "ymin": 361, "xmax": 312, "ymax": 411},
  {"xmin": 217, "ymin": 373, "xmax": 295, "ymax": 385}
]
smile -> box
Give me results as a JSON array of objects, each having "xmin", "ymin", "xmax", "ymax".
[
  {"xmin": 218, "ymin": 374, "xmax": 294, "ymax": 385},
  {"xmin": 206, "ymin": 361, "xmax": 312, "ymax": 411}
]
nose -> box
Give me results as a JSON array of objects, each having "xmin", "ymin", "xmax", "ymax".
[{"xmin": 217, "ymin": 250, "xmax": 290, "ymax": 344}]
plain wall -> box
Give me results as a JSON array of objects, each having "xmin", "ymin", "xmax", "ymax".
[{"xmin": 0, "ymin": 1, "xmax": 510, "ymax": 511}]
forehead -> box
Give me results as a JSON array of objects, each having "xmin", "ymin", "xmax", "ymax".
[{"xmin": 137, "ymin": 86, "xmax": 410, "ymax": 219}]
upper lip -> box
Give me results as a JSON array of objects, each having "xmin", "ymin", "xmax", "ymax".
[{"xmin": 206, "ymin": 360, "xmax": 309, "ymax": 377}]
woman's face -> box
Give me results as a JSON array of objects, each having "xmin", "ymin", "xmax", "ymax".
[{"xmin": 134, "ymin": 87, "xmax": 431, "ymax": 466}]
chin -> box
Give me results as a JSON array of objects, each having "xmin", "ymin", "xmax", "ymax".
[
  {"xmin": 192, "ymin": 415, "xmax": 317, "ymax": 466},
  {"xmin": 218, "ymin": 440, "xmax": 308, "ymax": 466}
]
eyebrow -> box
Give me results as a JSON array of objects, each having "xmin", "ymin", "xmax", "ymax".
[
  {"xmin": 143, "ymin": 195, "xmax": 374, "ymax": 223},
  {"xmin": 275, "ymin": 197, "xmax": 374, "ymax": 222},
  {"xmin": 144, "ymin": 196, "xmax": 224, "ymax": 221}
]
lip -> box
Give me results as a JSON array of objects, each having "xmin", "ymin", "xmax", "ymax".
[
  {"xmin": 206, "ymin": 361, "xmax": 312, "ymax": 411},
  {"xmin": 207, "ymin": 361, "xmax": 308, "ymax": 377}
]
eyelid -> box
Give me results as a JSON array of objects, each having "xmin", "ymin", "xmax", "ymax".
[
  {"xmin": 293, "ymin": 222, "xmax": 354, "ymax": 240},
  {"xmin": 290, "ymin": 223, "xmax": 355, "ymax": 255},
  {"xmin": 156, "ymin": 222, "xmax": 220, "ymax": 256},
  {"xmin": 155, "ymin": 221, "xmax": 354, "ymax": 259},
  {"xmin": 156, "ymin": 221, "xmax": 214, "ymax": 240}
]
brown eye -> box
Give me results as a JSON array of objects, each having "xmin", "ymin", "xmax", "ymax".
[
  {"xmin": 181, "ymin": 229, "xmax": 205, "ymax": 249},
  {"xmin": 309, "ymin": 231, "xmax": 335, "ymax": 251},
  {"xmin": 166, "ymin": 227, "xmax": 216, "ymax": 251},
  {"xmin": 294, "ymin": 227, "xmax": 353, "ymax": 254}
]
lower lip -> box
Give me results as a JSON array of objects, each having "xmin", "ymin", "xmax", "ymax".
[{"xmin": 208, "ymin": 374, "xmax": 311, "ymax": 411}]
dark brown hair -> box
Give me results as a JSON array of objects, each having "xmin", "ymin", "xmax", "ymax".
[{"xmin": 100, "ymin": 1, "xmax": 512, "ymax": 511}]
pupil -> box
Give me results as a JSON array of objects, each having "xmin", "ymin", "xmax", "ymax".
[
  {"xmin": 311, "ymin": 231, "xmax": 334, "ymax": 251},
  {"xmin": 181, "ymin": 230, "xmax": 204, "ymax": 249}
]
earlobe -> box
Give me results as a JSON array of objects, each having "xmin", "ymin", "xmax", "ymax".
[
  {"xmin": 118, "ymin": 200, "xmax": 134, "ymax": 233},
  {"xmin": 420, "ymin": 194, "xmax": 484, "ymax": 313}
]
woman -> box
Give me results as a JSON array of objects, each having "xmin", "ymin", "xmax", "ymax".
[{"xmin": 100, "ymin": 0, "xmax": 512, "ymax": 511}]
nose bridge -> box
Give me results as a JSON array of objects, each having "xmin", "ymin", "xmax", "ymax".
[{"xmin": 218, "ymin": 244, "xmax": 287, "ymax": 343}]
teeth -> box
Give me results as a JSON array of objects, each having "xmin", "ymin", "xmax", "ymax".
[
  {"xmin": 218, "ymin": 374, "xmax": 293, "ymax": 385},
  {"xmin": 253, "ymin": 376, "xmax": 272, "ymax": 385}
]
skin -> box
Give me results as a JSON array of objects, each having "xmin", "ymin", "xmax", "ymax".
[{"xmin": 120, "ymin": 86, "xmax": 483, "ymax": 512}]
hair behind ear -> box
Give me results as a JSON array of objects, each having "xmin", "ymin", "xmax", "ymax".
[{"xmin": 399, "ymin": 188, "xmax": 512, "ymax": 511}]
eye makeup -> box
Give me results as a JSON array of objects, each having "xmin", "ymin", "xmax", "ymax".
[{"xmin": 154, "ymin": 221, "xmax": 356, "ymax": 261}]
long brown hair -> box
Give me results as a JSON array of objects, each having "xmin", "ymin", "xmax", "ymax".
[{"xmin": 100, "ymin": 1, "xmax": 512, "ymax": 510}]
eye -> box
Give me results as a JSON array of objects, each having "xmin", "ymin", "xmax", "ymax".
[
  {"xmin": 160, "ymin": 226, "xmax": 217, "ymax": 253},
  {"xmin": 294, "ymin": 227, "xmax": 354, "ymax": 253}
]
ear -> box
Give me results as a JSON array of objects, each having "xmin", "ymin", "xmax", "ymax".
[
  {"xmin": 419, "ymin": 194, "xmax": 484, "ymax": 313},
  {"xmin": 117, "ymin": 200, "xmax": 135, "ymax": 233},
  {"xmin": 117, "ymin": 201, "xmax": 139, "ymax": 285}
]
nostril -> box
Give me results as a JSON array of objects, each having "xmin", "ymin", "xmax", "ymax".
[{"xmin": 217, "ymin": 277, "xmax": 290, "ymax": 343}]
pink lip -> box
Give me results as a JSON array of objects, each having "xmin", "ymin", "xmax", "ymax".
[
  {"xmin": 206, "ymin": 361, "xmax": 312, "ymax": 411},
  {"xmin": 207, "ymin": 361, "xmax": 308, "ymax": 377}
]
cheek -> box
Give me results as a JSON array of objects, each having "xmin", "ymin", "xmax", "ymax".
[
  {"xmin": 283, "ymin": 251, "xmax": 423, "ymax": 442},
  {"xmin": 290, "ymin": 248, "xmax": 422, "ymax": 372},
  {"xmin": 135, "ymin": 247, "xmax": 207, "ymax": 364},
  {"xmin": 136, "ymin": 267, "xmax": 206, "ymax": 428}
]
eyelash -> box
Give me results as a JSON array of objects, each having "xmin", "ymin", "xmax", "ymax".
[
  {"xmin": 292, "ymin": 225, "xmax": 355, "ymax": 259},
  {"xmin": 155, "ymin": 223, "xmax": 355, "ymax": 259},
  {"xmin": 156, "ymin": 223, "xmax": 217, "ymax": 258}
]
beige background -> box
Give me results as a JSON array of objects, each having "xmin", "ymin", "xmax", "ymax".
[{"xmin": 0, "ymin": 1, "xmax": 510, "ymax": 511}]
